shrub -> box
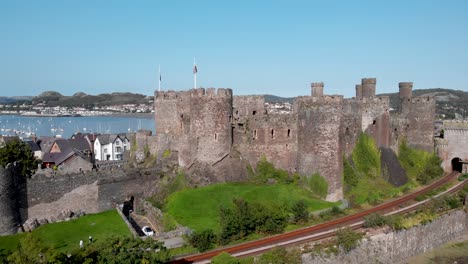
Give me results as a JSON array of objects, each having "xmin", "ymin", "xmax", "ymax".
[
  {"xmin": 251, "ymin": 157, "xmax": 290, "ymax": 184},
  {"xmin": 343, "ymin": 157, "xmax": 359, "ymax": 188},
  {"xmin": 351, "ymin": 133, "xmax": 381, "ymax": 178},
  {"xmin": 335, "ymin": 227, "xmax": 364, "ymax": 253},
  {"xmin": 308, "ymin": 173, "xmax": 328, "ymax": 199},
  {"xmin": 291, "ymin": 200, "xmax": 309, "ymax": 223},
  {"xmin": 218, "ymin": 198, "xmax": 287, "ymax": 244},
  {"xmin": 363, "ymin": 213, "xmax": 387, "ymax": 228},
  {"xmin": 189, "ymin": 229, "xmax": 216, "ymax": 252}
]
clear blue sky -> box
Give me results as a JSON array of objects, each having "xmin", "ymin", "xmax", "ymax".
[{"xmin": 1, "ymin": 0, "xmax": 467, "ymax": 98}]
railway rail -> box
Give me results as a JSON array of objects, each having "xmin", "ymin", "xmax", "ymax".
[{"xmin": 172, "ymin": 171, "xmax": 465, "ymax": 263}]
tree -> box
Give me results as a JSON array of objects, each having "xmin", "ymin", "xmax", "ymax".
[
  {"xmin": 189, "ymin": 229, "xmax": 216, "ymax": 252},
  {"xmin": 7, "ymin": 233, "xmax": 61, "ymax": 263},
  {"xmin": 291, "ymin": 200, "xmax": 309, "ymax": 223},
  {"xmin": 0, "ymin": 139, "xmax": 39, "ymax": 177}
]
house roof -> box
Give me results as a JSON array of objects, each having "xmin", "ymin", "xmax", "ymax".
[
  {"xmin": 37, "ymin": 136, "xmax": 56, "ymax": 152},
  {"xmin": 24, "ymin": 140, "xmax": 41, "ymax": 152},
  {"xmin": 96, "ymin": 134, "xmax": 120, "ymax": 145},
  {"xmin": 42, "ymin": 138, "xmax": 91, "ymax": 165}
]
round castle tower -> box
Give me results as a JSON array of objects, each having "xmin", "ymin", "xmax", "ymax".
[
  {"xmin": 355, "ymin": 84, "xmax": 362, "ymax": 99},
  {"xmin": 311, "ymin": 82, "xmax": 324, "ymax": 97},
  {"xmin": 361, "ymin": 78, "xmax": 376, "ymax": 98},
  {"xmin": 0, "ymin": 164, "xmax": 19, "ymax": 235},
  {"xmin": 399, "ymin": 82, "xmax": 413, "ymax": 114}
]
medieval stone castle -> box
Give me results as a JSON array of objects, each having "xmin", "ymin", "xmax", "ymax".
[
  {"xmin": 0, "ymin": 77, "xmax": 438, "ymax": 236},
  {"xmin": 153, "ymin": 78, "xmax": 435, "ymax": 201}
]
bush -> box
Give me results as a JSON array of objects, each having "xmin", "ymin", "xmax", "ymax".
[
  {"xmin": 291, "ymin": 200, "xmax": 309, "ymax": 223},
  {"xmin": 351, "ymin": 133, "xmax": 381, "ymax": 178},
  {"xmin": 335, "ymin": 227, "xmax": 364, "ymax": 253},
  {"xmin": 308, "ymin": 173, "xmax": 328, "ymax": 199},
  {"xmin": 363, "ymin": 213, "xmax": 387, "ymax": 228},
  {"xmin": 343, "ymin": 157, "xmax": 359, "ymax": 188},
  {"xmin": 251, "ymin": 157, "xmax": 291, "ymax": 184},
  {"xmin": 218, "ymin": 198, "xmax": 288, "ymax": 245},
  {"xmin": 189, "ymin": 229, "xmax": 216, "ymax": 252}
]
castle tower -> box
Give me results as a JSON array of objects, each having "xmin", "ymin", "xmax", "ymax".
[
  {"xmin": 295, "ymin": 95, "xmax": 343, "ymax": 201},
  {"xmin": 188, "ymin": 88, "xmax": 233, "ymax": 164},
  {"xmin": 399, "ymin": 82, "xmax": 413, "ymax": 114},
  {"xmin": 361, "ymin": 78, "xmax": 376, "ymax": 98},
  {"xmin": 355, "ymin": 84, "xmax": 362, "ymax": 99},
  {"xmin": 311, "ymin": 82, "xmax": 324, "ymax": 97},
  {"xmin": 0, "ymin": 165, "xmax": 19, "ymax": 235}
]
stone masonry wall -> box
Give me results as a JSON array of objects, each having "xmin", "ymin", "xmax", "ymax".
[
  {"xmin": 302, "ymin": 210, "xmax": 468, "ymax": 264},
  {"xmin": 405, "ymin": 97, "xmax": 436, "ymax": 152},
  {"xmin": 295, "ymin": 96, "xmax": 343, "ymax": 201}
]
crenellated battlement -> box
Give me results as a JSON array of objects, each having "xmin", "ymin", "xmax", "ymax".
[
  {"xmin": 155, "ymin": 90, "xmax": 180, "ymax": 100},
  {"xmin": 295, "ymin": 95, "xmax": 343, "ymax": 106},
  {"xmin": 443, "ymin": 120, "xmax": 468, "ymax": 130},
  {"xmin": 190, "ymin": 88, "xmax": 232, "ymax": 98}
]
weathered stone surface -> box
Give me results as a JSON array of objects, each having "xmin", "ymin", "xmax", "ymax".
[{"xmin": 302, "ymin": 210, "xmax": 467, "ymax": 264}]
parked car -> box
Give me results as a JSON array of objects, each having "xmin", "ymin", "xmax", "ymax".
[{"xmin": 142, "ymin": 226, "xmax": 154, "ymax": 236}]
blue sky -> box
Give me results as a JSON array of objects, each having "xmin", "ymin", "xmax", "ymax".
[{"xmin": 1, "ymin": 0, "xmax": 467, "ymax": 98}]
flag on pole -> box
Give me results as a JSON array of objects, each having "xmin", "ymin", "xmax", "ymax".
[{"xmin": 193, "ymin": 65, "xmax": 198, "ymax": 74}]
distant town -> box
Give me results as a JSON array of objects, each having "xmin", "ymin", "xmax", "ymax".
[{"xmin": 0, "ymin": 103, "xmax": 154, "ymax": 117}]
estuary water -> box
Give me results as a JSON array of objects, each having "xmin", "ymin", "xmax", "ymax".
[{"xmin": 0, "ymin": 114, "xmax": 155, "ymax": 138}]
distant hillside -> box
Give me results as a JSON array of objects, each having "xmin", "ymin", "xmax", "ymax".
[
  {"xmin": 378, "ymin": 88, "xmax": 468, "ymax": 119},
  {"xmin": 31, "ymin": 91, "xmax": 152, "ymax": 107}
]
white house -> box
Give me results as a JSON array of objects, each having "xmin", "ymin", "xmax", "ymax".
[{"xmin": 94, "ymin": 134, "xmax": 126, "ymax": 161}]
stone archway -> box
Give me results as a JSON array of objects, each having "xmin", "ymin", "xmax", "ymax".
[{"xmin": 451, "ymin": 157, "xmax": 462, "ymax": 173}]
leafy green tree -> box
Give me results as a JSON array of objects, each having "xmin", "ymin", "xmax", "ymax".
[
  {"xmin": 7, "ymin": 233, "xmax": 61, "ymax": 264},
  {"xmin": 291, "ymin": 199, "xmax": 309, "ymax": 223},
  {"xmin": 189, "ymin": 229, "xmax": 216, "ymax": 252},
  {"xmin": 219, "ymin": 198, "xmax": 288, "ymax": 244},
  {"xmin": 0, "ymin": 139, "xmax": 39, "ymax": 177},
  {"xmin": 67, "ymin": 236, "xmax": 170, "ymax": 263}
]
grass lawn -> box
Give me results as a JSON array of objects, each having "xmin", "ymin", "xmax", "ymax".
[
  {"xmin": 0, "ymin": 209, "xmax": 131, "ymax": 254},
  {"xmin": 166, "ymin": 182, "xmax": 339, "ymax": 232}
]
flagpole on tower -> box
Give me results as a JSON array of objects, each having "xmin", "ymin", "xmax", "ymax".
[
  {"xmin": 158, "ymin": 64, "xmax": 161, "ymax": 92},
  {"xmin": 193, "ymin": 58, "xmax": 197, "ymax": 89}
]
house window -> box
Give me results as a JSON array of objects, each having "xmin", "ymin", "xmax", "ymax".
[
  {"xmin": 116, "ymin": 147, "xmax": 122, "ymax": 152},
  {"xmin": 104, "ymin": 148, "xmax": 108, "ymax": 153},
  {"xmin": 116, "ymin": 141, "xmax": 120, "ymax": 145}
]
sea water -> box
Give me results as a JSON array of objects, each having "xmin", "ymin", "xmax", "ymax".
[{"xmin": 0, "ymin": 114, "xmax": 155, "ymax": 138}]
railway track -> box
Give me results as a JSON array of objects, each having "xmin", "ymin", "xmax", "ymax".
[{"xmin": 172, "ymin": 171, "xmax": 464, "ymax": 263}]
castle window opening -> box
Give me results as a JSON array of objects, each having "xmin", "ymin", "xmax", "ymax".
[
  {"xmin": 214, "ymin": 133, "xmax": 217, "ymax": 141},
  {"xmin": 253, "ymin": 130, "xmax": 257, "ymax": 140},
  {"xmin": 229, "ymin": 116, "xmax": 232, "ymax": 122},
  {"xmin": 271, "ymin": 129, "xmax": 274, "ymax": 138},
  {"xmin": 372, "ymin": 120, "xmax": 376, "ymax": 125},
  {"xmin": 235, "ymin": 110, "xmax": 238, "ymax": 115},
  {"xmin": 252, "ymin": 111, "xmax": 257, "ymax": 115},
  {"xmin": 287, "ymin": 129, "xmax": 291, "ymax": 138}
]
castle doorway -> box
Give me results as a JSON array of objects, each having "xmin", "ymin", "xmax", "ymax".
[{"xmin": 451, "ymin": 157, "xmax": 462, "ymax": 173}]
